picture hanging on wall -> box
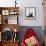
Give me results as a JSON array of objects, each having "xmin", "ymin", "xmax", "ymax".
[{"xmin": 25, "ymin": 7, "xmax": 36, "ymax": 20}]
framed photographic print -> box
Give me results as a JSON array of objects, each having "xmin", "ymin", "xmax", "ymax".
[
  {"xmin": 8, "ymin": 16, "xmax": 18, "ymax": 24},
  {"xmin": 2, "ymin": 10, "xmax": 9, "ymax": 15},
  {"xmin": 2, "ymin": 16, "xmax": 8, "ymax": 24},
  {"xmin": 25, "ymin": 7, "xmax": 36, "ymax": 20}
]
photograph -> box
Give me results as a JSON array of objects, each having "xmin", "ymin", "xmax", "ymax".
[{"xmin": 25, "ymin": 7, "xmax": 36, "ymax": 20}]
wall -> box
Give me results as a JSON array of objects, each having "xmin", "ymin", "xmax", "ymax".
[
  {"xmin": 0, "ymin": 0, "xmax": 44, "ymax": 26},
  {"xmin": 18, "ymin": 0, "xmax": 44, "ymax": 26}
]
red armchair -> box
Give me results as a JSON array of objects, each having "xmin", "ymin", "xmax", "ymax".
[{"xmin": 21, "ymin": 28, "xmax": 41, "ymax": 46}]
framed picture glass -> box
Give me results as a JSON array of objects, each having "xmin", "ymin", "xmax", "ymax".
[
  {"xmin": 25, "ymin": 7, "xmax": 36, "ymax": 20},
  {"xmin": 2, "ymin": 10, "xmax": 9, "ymax": 15},
  {"xmin": 8, "ymin": 16, "xmax": 18, "ymax": 24},
  {"xmin": 1, "ymin": 28, "xmax": 13, "ymax": 41}
]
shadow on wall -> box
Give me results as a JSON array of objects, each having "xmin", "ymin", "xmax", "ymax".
[{"xmin": 18, "ymin": 26, "xmax": 43, "ymax": 44}]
